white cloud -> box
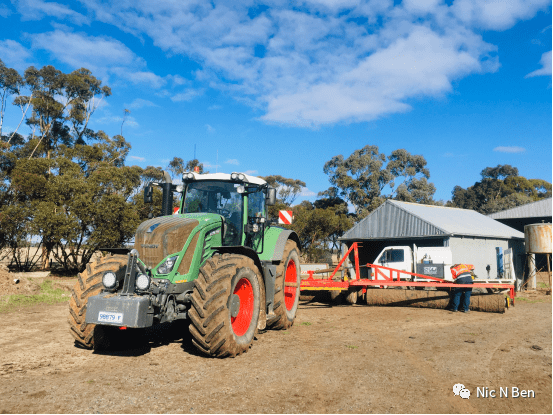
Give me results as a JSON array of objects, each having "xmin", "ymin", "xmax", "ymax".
[
  {"xmin": 225, "ymin": 159, "xmax": 239, "ymax": 165},
  {"xmin": 301, "ymin": 187, "xmax": 317, "ymax": 197},
  {"xmin": 167, "ymin": 74, "xmax": 189, "ymax": 86},
  {"xmin": 14, "ymin": 0, "xmax": 88, "ymax": 25},
  {"xmin": 128, "ymin": 155, "xmax": 146, "ymax": 161},
  {"xmin": 0, "ymin": 3, "xmax": 12, "ymax": 17},
  {"xmin": 121, "ymin": 70, "xmax": 166, "ymax": 89},
  {"xmin": 201, "ymin": 161, "xmax": 221, "ymax": 170},
  {"xmin": 526, "ymin": 51, "xmax": 552, "ymax": 78},
  {"xmin": 29, "ymin": 30, "xmax": 188, "ymax": 91},
  {"xmin": 0, "ymin": 39, "xmax": 33, "ymax": 70},
  {"xmin": 261, "ymin": 25, "xmax": 497, "ymax": 125},
  {"xmin": 171, "ymin": 89, "xmax": 204, "ymax": 102},
  {"xmin": 127, "ymin": 98, "xmax": 158, "ymax": 109},
  {"xmin": 244, "ymin": 170, "xmax": 258, "ymax": 175},
  {"xmin": 205, "ymin": 124, "xmax": 215, "ymax": 133},
  {"xmin": 96, "ymin": 112, "xmax": 139, "ymax": 128},
  {"xmin": 74, "ymin": 1, "xmax": 548, "ymax": 126},
  {"xmin": 208, "ymin": 105, "xmax": 222, "ymax": 110},
  {"xmin": 123, "ymin": 116, "xmax": 139, "ymax": 128},
  {"xmin": 451, "ymin": 0, "xmax": 551, "ymax": 31},
  {"xmin": 31, "ymin": 30, "xmax": 140, "ymax": 74},
  {"xmin": 493, "ymin": 146, "xmax": 526, "ymax": 153}
]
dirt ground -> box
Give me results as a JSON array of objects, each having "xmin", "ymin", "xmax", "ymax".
[{"xmin": 0, "ymin": 278, "xmax": 551, "ymax": 414}]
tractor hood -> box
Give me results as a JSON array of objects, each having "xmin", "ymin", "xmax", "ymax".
[{"xmin": 134, "ymin": 213, "xmax": 222, "ymax": 269}]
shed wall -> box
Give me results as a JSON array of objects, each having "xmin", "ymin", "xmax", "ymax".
[{"xmin": 448, "ymin": 237, "xmax": 525, "ymax": 281}]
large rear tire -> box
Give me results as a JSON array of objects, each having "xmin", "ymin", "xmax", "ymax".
[
  {"xmin": 188, "ymin": 253, "xmax": 262, "ymax": 358},
  {"xmin": 68, "ymin": 255, "xmax": 127, "ymax": 349},
  {"xmin": 269, "ymin": 240, "xmax": 301, "ymax": 330}
]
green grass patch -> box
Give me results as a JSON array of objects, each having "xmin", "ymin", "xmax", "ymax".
[
  {"xmin": 516, "ymin": 296, "xmax": 551, "ymax": 304},
  {"xmin": 300, "ymin": 322, "xmax": 312, "ymax": 326},
  {"xmin": 0, "ymin": 280, "xmax": 71, "ymax": 313},
  {"xmin": 346, "ymin": 345, "xmax": 358, "ymax": 349}
]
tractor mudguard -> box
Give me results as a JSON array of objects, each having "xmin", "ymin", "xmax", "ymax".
[
  {"xmin": 260, "ymin": 228, "xmax": 300, "ymax": 262},
  {"xmin": 85, "ymin": 293, "xmax": 154, "ymax": 328}
]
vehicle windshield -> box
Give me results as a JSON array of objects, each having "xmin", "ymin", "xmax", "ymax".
[{"xmin": 183, "ymin": 181, "xmax": 243, "ymax": 245}]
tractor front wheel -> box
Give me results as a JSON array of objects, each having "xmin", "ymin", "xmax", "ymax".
[
  {"xmin": 68, "ymin": 255, "xmax": 127, "ymax": 350},
  {"xmin": 189, "ymin": 253, "xmax": 262, "ymax": 357}
]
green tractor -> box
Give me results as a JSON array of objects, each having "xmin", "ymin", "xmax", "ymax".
[{"xmin": 69, "ymin": 172, "xmax": 301, "ymax": 357}]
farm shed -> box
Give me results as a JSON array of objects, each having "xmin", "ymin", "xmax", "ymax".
[
  {"xmin": 339, "ymin": 200, "xmax": 525, "ymax": 283},
  {"xmin": 487, "ymin": 197, "xmax": 552, "ymax": 233}
]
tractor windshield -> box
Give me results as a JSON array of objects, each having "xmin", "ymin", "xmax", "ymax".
[{"xmin": 183, "ymin": 181, "xmax": 243, "ymax": 245}]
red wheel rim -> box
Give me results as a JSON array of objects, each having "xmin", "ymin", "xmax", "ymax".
[
  {"xmin": 231, "ymin": 277, "xmax": 254, "ymax": 337},
  {"xmin": 284, "ymin": 259, "xmax": 297, "ymax": 311}
]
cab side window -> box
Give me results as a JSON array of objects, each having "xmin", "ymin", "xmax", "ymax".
[{"xmin": 247, "ymin": 191, "xmax": 265, "ymax": 218}]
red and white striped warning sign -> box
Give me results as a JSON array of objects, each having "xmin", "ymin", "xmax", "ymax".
[
  {"xmin": 173, "ymin": 207, "xmax": 179, "ymax": 215},
  {"xmin": 278, "ymin": 210, "xmax": 293, "ymax": 225}
]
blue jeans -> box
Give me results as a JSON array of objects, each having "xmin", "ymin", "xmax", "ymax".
[{"xmin": 451, "ymin": 276, "xmax": 473, "ymax": 312}]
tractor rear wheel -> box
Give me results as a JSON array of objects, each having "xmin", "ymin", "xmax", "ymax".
[
  {"xmin": 68, "ymin": 255, "xmax": 127, "ymax": 349},
  {"xmin": 189, "ymin": 253, "xmax": 262, "ymax": 357},
  {"xmin": 269, "ymin": 240, "xmax": 301, "ymax": 330}
]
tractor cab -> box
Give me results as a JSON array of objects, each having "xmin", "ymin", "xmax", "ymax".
[{"xmin": 178, "ymin": 172, "xmax": 276, "ymax": 250}]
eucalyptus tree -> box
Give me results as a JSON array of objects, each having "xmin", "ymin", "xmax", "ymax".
[
  {"xmin": 23, "ymin": 66, "xmax": 111, "ymax": 158},
  {"xmin": 0, "ymin": 59, "xmax": 24, "ymax": 139},
  {"xmin": 449, "ymin": 165, "xmax": 552, "ymax": 214},
  {"xmin": 260, "ymin": 175, "xmax": 306, "ymax": 206},
  {"xmin": 321, "ymin": 145, "xmax": 435, "ymax": 218}
]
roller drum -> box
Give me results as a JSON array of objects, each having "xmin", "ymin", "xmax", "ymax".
[{"xmin": 365, "ymin": 289, "xmax": 505, "ymax": 313}]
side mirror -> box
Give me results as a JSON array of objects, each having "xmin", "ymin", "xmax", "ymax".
[
  {"xmin": 266, "ymin": 187, "xmax": 277, "ymax": 206},
  {"xmin": 144, "ymin": 185, "xmax": 153, "ymax": 204}
]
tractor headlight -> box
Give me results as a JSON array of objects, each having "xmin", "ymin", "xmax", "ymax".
[
  {"xmin": 136, "ymin": 273, "xmax": 151, "ymax": 291},
  {"xmin": 183, "ymin": 172, "xmax": 195, "ymax": 180},
  {"xmin": 102, "ymin": 271, "xmax": 117, "ymax": 289},
  {"xmin": 157, "ymin": 255, "xmax": 179, "ymax": 275}
]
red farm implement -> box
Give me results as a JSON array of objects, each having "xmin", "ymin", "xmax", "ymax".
[{"xmin": 300, "ymin": 242, "xmax": 516, "ymax": 310}]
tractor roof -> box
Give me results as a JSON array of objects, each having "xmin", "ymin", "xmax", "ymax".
[{"xmin": 183, "ymin": 172, "xmax": 267, "ymax": 186}]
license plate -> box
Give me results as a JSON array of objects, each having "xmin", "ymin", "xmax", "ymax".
[{"xmin": 98, "ymin": 311, "xmax": 123, "ymax": 324}]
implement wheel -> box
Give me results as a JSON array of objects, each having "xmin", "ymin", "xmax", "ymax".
[
  {"xmin": 68, "ymin": 255, "xmax": 127, "ymax": 349},
  {"xmin": 345, "ymin": 289, "xmax": 360, "ymax": 305},
  {"xmin": 269, "ymin": 240, "xmax": 301, "ymax": 330},
  {"xmin": 189, "ymin": 253, "xmax": 262, "ymax": 358}
]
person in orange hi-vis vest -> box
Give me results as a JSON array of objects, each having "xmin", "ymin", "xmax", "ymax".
[{"xmin": 449, "ymin": 264, "xmax": 475, "ymax": 313}]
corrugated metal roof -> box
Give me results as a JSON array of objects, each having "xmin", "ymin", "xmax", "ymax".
[
  {"xmin": 487, "ymin": 198, "xmax": 552, "ymax": 220},
  {"xmin": 340, "ymin": 200, "xmax": 524, "ymax": 241}
]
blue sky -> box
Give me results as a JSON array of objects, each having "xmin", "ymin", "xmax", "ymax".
[{"xmin": 1, "ymin": 0, "xmax": 551, "ymax": 203}]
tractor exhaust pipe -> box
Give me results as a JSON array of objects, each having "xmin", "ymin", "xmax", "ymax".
[
  {"xmin": 160, "ymin": 170, "xmax": 174, "ymax": 217},
  {"xmin": 144, "ymin": 170, "xmax": 176, "ymax": 217}
]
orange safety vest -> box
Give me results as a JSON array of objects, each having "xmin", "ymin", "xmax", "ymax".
[{"xmin": 450, "ymin": 264, "xmax": 475, "ymax": 279}]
